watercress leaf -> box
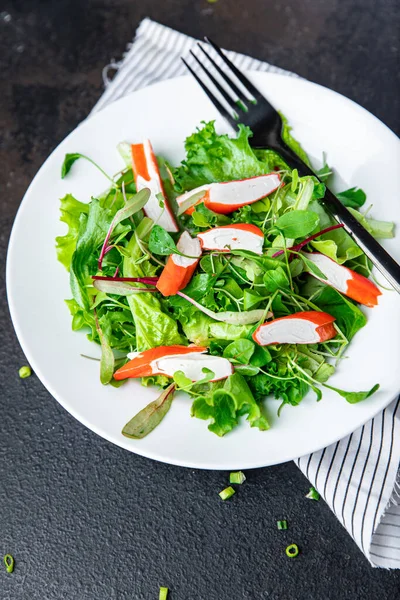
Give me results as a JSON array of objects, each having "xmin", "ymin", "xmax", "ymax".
[
  {"xmin": 324, "ymin": 383, "xmax": 379, "ymax": 404},
  {"xmin": 148, "ymin": 224, "xmax": 178, "ymax": 256},
  {"xmin": 122, "ymin": 383, "xmax": 175, "ymax": 438},
  {"xmin": 243, "ymin": 289, "xmax": 265, "ymax": 311},
  {"xmin": 313, "ymin": 286, "xmax": 366, "ymax": 340},
  {"xmin": 223, "ymin": 339, "xmax": 255, "ymax": 364},
  {"xmin": 173, "ymin": 370, "xmax": 192, "ymax": 389},
  {"xmin": 234, "ymin": 364, "xmax": 260, "ymax": 376},
  {"xmin": 250, "ymin": 345, "xmax": 272, "ymax": 367},
  {"xmin": 275, "ymin": 210, "xmax": 319, "ymax": 239},
  {"xmin": 336, "ymin": 187, "xmax": 366, "ymax": 209},
  {"xmin": 313, "ymin": 362, "xmax": 335, "ymax": 383},
  {"xmin": 61, "ymin": 153, "xmax": 84, "ymax": 178},
  {"xmin": 263, "ymin": 266, "xmax": 290, "ymax": 292}
]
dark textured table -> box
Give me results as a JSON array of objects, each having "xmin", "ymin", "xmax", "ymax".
[{"xmin": 1, "ymin": 1, "xmax": 399, "ymax": 599}]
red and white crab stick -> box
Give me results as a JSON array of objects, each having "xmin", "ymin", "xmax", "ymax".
[
  {"xmin": 302, "ymin": 252, "xmax": 381, "ymax": 307},
  {"xmin": 176, "ymin": 173, "xmax": 282, "ymax": 215},
  {"xmin": 253, "ymin": 311, "xmax": 336, "ymax": 346},
  {"xmin": 197, "ymin": 223, "xmax": 264, "ymax": 254},
  {"xmin": 156, "ymin": 231, "xmax": 202, "ymax": 296},
  {"xmin": 114, "ymin": 345, "xmax": 233, "ymax": 382},
  {"xmin": 131, "ymin": 140, "xmax": 179, "ymax": 232}
]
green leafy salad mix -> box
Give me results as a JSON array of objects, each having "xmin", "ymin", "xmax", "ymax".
[{"xmin": 56, "ymin": 120, "xmax": 394, "ymax": 438}]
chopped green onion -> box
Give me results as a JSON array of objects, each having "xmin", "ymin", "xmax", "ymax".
[
  {"xmin": 285, "ymin": 544, "xmax": 299, "ymax": 558},
  {"xmin": 305, "ymin": 486, "xmax": 320, "ymax": 501},
  {"xmin": 159, "ymin": 587, "xmax": 169, "ymax": 600},
  {"xmin": 19, "ymin": 365, "xmax": 31, "ymax": 378},
  {"xmin": 219, "ymin": 486, "xmax": 236, "ymax": 500},
  {"xmin": 4, "ymin": 554, "xmax": 15, "ymax": 573},
  {"xmin": 229, "ymin": 471, "xmax": 246, "ymax": 485},
  {"xmin": 277, "ymin": 520, "xmax": 288, "ymax": 530}
]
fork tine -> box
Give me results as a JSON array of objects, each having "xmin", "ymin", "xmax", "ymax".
[
  {"xmin": 196, "ymin": 43, "xmax": 249, "ymax": 105},
  {"xmin": 189, "ymin": 50, "xmax": 240, "ymax": 116},
  {"xmin": 181, "ymin": 58, "xmax": 237, "ymax": 129},
  {"xmin": 204, "ymin": 37, "xmax": 263, "ymax": 100}
]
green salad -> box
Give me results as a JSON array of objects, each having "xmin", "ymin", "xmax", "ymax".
[{"xmin": 56, "ymin": 120, "xmax": 394, "ymax": 438}]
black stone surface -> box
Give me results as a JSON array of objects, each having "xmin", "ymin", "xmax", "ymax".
[{"xmin": 1, "ymin": 1, "xmax": 399, "ymax": 599}]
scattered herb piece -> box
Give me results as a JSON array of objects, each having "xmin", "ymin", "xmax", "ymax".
[
  {"xmin": 305, "ymin": 486, "xmax": 320, "ymax": 501},
  {"xmin": 285, "ymin": 544, "xmax": 299, "ymax": 558},
  {"xmin": 229, "ymin": 471, "xmax": 246, "ymax": 485},
  {"xmin": 19, "ymin": 365, "xmax": 31, "ymax": 379},
  {"xmin": 277, "ymin": 520, "xmax": 288, "ymax": 530},
  {"xmin": 219, "ymin": 486, "xmax": 236, "ymax": 500},
  {"xmin": 4, "ymin": 555, "xmax": 14, "ymax": 573},
  {"xmin": 61, "ymin": 152, "xmax": 117, "ymax": 187},
  {"xmin": 159, "ymin": 587, "xmax": 169, "ymax": 600}
]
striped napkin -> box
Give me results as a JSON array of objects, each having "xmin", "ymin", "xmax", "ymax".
[{"xmin": 92, "ymin": 18, "xmax": 400, "ymax": 568}]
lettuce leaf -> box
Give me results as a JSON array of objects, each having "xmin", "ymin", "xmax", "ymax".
[
  {"xmin": 280, "ymin": 113, "xmax": 311, "ymax": 167},
  {"xmin": 56, "ymin": 194, "xmax": 89, "ymax": 270},
  {"xmin": 313, "ymin": 286, "xmax": 366, "ymax": 341},
  {"xmin": 123, "ymin": 225, "xmax": 184, "ymax": 351},
  {"xmin": 173, "ymin": 121, "xmax": 272, "ymax": 192},
  {"xmin": 191, "ymin": 373, "xmax": 269, "ymax": 436}
]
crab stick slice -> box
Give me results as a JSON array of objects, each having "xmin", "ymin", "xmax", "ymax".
[
  {"xmin": 197, "ymin": 223, "xmax": 264, "ymax": 255},
  {"xmin": 114, "ymin": 345, "xmax": 233, "ymax": 382},
  {"xmin": 253, "ymin": 311, "xmax": 336, "ymax": 346},
  {"xmin": 176, "ymin": 173, "xmax": 282, "ymax": 215},
  {"xmin": 156, "ymin": 232, "xmax": 202, "ymax": 297},
  {"xmin": 302, "ymin": 252, "xmax": 381, "ymax": 307},
  {"xmin": 131, "ymin": 140, "xmax": 179, "ymax": 232}
]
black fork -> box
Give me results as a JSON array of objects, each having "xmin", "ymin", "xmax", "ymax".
[{"xmin": 182, "ymin": 38, "xmax": 400, "ymax": 293}]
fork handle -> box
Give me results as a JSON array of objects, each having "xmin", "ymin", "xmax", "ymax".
[{"xmin": 267, "ymin": 142, "xmax": 400, "ymax": 293}]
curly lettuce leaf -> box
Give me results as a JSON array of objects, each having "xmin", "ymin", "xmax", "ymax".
[
  {"xmin": 173, "ymin": 121, "xmax": 272, "ymax": 192},
  {"xmin": 191, "ymin": 372, "xmax": 269, "ymax": 436},
  {"xmin": 56, "ymin": 194, "xmax": 89, "ymax": 270},
  {"xmin": 123, "ymin": 223, "xmax": 184, "ymax": 351}
]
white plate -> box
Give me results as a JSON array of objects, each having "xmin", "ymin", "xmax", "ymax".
[{"xmin": 7, "ymin": 73, "xmax": 400, "ymax": 469}]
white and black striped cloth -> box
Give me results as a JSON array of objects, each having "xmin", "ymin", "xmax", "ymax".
[{"xmin": 92, "ymin": 18, "xmax": 400, "ymax": 568}]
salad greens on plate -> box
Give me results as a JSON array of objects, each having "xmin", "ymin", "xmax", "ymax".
[{"xmin": 56, "ymin": 119, "xmax": 394, "ymax": 439}]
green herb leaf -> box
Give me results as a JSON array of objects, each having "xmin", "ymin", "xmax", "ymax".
[
  {"xmin": 300, "ymin": 253, "xmax": 328, "ymax": 280},
  {"xmin": 223, "ymin": 339, "xmax": 255, "ymax": 364},
  {"xmin": 336, "ymin": 187, "xmax": 366, "ymax": 209},
  {"xmin": 263, "ymin": 266, "xmax": 290, "ymax": 292},
  {"xmin": 122, "ymin": 383, "xmax": 175, "ymax": 439},
  {"xmin": 61, "ymin": 153, "xmax": 116, "ymax": 186},
  {"xmin": 148, "ymin": 225, "xmax": 179, "ymax": 256},
  {"xmin": 324, "ymin": 382, "xmax": 379, "ymax": 404},
  {"xmin": 313, "ymin": 286, "xmax": 366, "ymax": 341},
  {"xmin": 275, "ymin": 210, "xmax": 319, "ymax": 239}
]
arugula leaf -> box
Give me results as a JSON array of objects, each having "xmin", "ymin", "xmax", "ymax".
[
  {"xmin": 275, "ymin": 210, "xmax": 319, "ymax": 239},
  {"xmin": 173, "ymin": 121, "xmax": 271, "ymax": 192},
  {"xmin": 336, "ymin": 187, "xmax": 366, "ymax": 209},
  {"xmin": 323, "ymin": 383, "xmax": 379, "ymax": 404},
  {"xmin": 122, "ymin": 384, "xmax": 175, "ymax": 438},
  {"xmin": 313, "ymin": 286, "xmax": 366, "ymax": 340},
  {"xmin": 56, "ymin": 194, "xmax": 89, "ymax": 270}
]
